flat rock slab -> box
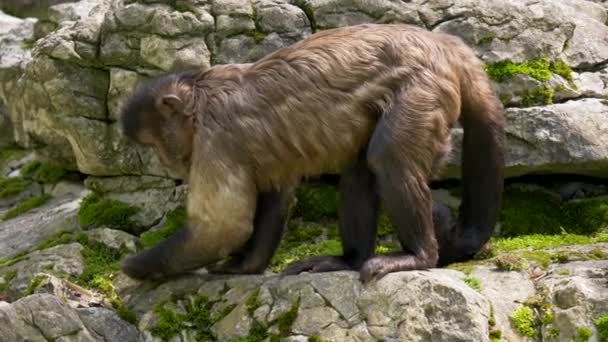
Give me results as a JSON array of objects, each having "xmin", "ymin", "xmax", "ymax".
[{"xmin": 0, "ymin": 188, "xmax": 87, "ymax": 260}]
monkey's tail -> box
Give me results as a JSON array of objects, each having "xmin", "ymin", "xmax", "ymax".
[{"xmin": 438, "ymin": 63, "xmax": 506, "ymax": 266}]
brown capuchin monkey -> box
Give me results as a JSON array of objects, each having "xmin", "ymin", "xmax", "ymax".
[{"xmin": 119, "ymin": 23, "xmax": 505, "ymax": 283}]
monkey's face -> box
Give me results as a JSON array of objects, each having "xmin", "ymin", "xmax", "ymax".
[{"xmin": 120, "ymin": 75, "xmax": 196, "ymax": 181}]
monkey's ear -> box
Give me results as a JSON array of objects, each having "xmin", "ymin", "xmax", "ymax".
[{"xmin": 160, "ymin": 94, "xmax": 185, "ymax": 114}]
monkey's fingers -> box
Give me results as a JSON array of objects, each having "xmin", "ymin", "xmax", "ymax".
[{"xmin": 281, "ymin": 256, "xmax": 351, "ymax": 276}]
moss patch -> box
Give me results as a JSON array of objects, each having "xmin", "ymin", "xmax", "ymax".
[
  {"xmin": 488, "ymin": 305, "xmax": 502, "ymax": 342},
  {"xmin": 0, "ymin": 270, "xmax": 17, "ymax": 294},
  {"xmin": 151, "ymin": 294, "xmax": 235, "ymax": 341},
  {"xmin": 21, "ymin": 275, "xmax": 45, "ymax": 297},
  {"xmin": 499, "ymin": 188, "xmax": 608, "ymax": 237},
  {"xmin": 574, "ymin": 327, "xmax": 593, "ymax": 342},
  {"xmin": 596, "ymin": 314, "xmax": 608, "ymax": 342},
  {"xmin": 485, "ymin": 57, "xmax": 573, "ymax": 83},
  {"xmin": 520, "ymin": 85, "xmax": 555, "ymax": 107},
  {"xmin": 271, "ymin": 238, "xmax": 341, "ymax": 272},
  {"xmin": 140, "ymin": 207, "xmax": 187, "ymax": 248},
  {"xmin": 0, "ymin": 146, "xmax": 27, "ymax": 161},
  {"xmin": 510, "ymin": 306, "xmax": 536, "ymax": 337},
  {"xmin": 20, "ymin": 160, "xmax": 67, "ymax": 184},
  {"xmin": 78, "ymin": 193, "xmax": 140, "ymax": 233},
  {"xmin": 292, "ymin": 184, "xmax": 339, "ymax": 221},
  {"xmin": 494, "ymin": 254, "xmax": 528, "ymax": 271},
  {"xmin": 0, "ymin": 177, "xmax": 32, "ymax": 199},
  {"xmin": 2, "ymin": 194, "xmax": 51, "ymax": 220},
  {"xmin": 463, "ymin": 276, "xmax": 482, "ymax": 292},
  {"xmin": 491, "ymin": 232, "xmax": 608, "ymax": 252}
]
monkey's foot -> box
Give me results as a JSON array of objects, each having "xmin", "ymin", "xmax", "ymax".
[
  {"xmin": 359, "ymin": 253, "xmax": 432, "ymax": 283},
  {"xmin": 281, "ymin": 256, "xmax": 352, "ymax": 276},
  {"xmin": 121, "ymin": 254, "xmax": 167, "ymax": 281}
]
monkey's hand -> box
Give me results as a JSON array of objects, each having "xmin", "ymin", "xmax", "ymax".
[{"xmin": 281, "ymin": 256, "xmax": 352, "ymax": 276}]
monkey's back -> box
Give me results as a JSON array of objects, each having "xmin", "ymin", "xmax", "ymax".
[{"xmin": 217, "ymin": 24, "xmax": 474, "ymax": 189}]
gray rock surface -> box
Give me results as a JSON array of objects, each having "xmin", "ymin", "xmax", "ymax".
[
  {"xmin": 0, "ymin": 294, "xmax": 141, "ymax": 342},
  {"xmin": 0, "ymin": 189, "xmax": 87, "ymax": 260},
  {"xmin": 0, "ymin": 0, "xmax": 606, "ymax": 179}
]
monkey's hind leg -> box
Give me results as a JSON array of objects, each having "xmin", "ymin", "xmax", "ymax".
[
  {"xmin": 208, "ymin": 190, "xmax": 293, "ymax": 274},
  {"xmin": 282, "ymin": 159, "xmax": 380, "ymax": 275},
  {"xmin": 359, "ymin": 91, "xmax": 452, "ymax": 283}
]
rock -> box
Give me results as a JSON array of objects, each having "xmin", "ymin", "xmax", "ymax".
[
  {"xmin": 0, "ymin": 181, "xmax": 42, "ymax": 208},
  {"xmin": 471, "ymin": 266, "xmax": 537, "ymax": 342},
  {"xmin": 2, "ymin": 243, "xmax": 85, "ymax": 301},
  {"xmin": 78, "ymin": 307, "xmax": 142, "ymax": 342},
  {"xmin": 541, "ymin": 261, "xmax": 608, "ymax": 342},
  {"xmin": 84, "ymin": 175, "xmax": 176, "ymax": 194},
  {"xmin": 0, "ymin": 189, "xmax": 86, "ymax": 259},
  {"xmin": 130, "ymin": 270, "xmax": 491, "ymax": 341},
  {"xmin": 86, "ymin": 228, "xmax": 138, "ymax": 253},
  {"xmin": 0, "ymin": 293, "xmax": 140, "ymax": 342},
  {"xmin": 445, "ymin": 98, "xmax": 608, "ymax": 178}
]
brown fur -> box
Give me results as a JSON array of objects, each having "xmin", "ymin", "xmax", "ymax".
[{"xmin": 119, "ymin": 23, "xmax": 505, "ymax": 281}]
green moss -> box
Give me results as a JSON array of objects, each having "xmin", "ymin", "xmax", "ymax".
[
  {"xmin": 0, "ymin": 146, "xmax": 27, "ymax": 161},
  {"xmin": 558, "ymin": 269, "xmax": 571, "ymax": 276},
  {"xmin": 308, "ymin": 336, "xmax": 329, "ymax": 342},
  {"xmin": 574, "ymin": 327, "xmax": 593, "ymax": 342},
  {"xmin": 0, "ymin": 252, "xmax": 29, "ymax": 269},
  {"xmin": 151, "ymin": 294, "xmax": 234, "ymax": 341},
  {"xmin": 78, "ymin": 193, "xmax": 140, "ymax": 233},
  {"xmin": 22, "ymin": 275, "xmax": 45, "ymax": 297},
  {"xmin": 548, "ymin": 328, "xmax": 560, "ymax": 338},
  {"xmin": 499, "ymin": 188, "xmax": 608, "ymax": 237},
  {"xmin": 478, "ymin": 34, "xmax": 495, "ymax": 45},
  {"xmin": 491, "ymin": 232, "xmax": 608, "ymax": 252},
  {"xmin": 489, "ymin": 305, "xmax": 502, "ymax": 341},
  {"xmin": 271, "ymin": 239, "xmax": 342, "ymax": 272},
  {"xmin": 510, "ymin": 306, "xmax": 536, "ymax": 337},
  {"xmin": 140, "ymin": 207, "xmax": 187, "ymax": 248},
  {"xmin": 270, "ymin": 220, "xmax": 338, "ymax": 272},
  {"xmin": 463, "ymin": 276, "xmax": 482, "ymax": 292},
  {"xmin": 277, "ymin": 297, "xmax": 300, "ymax": 337},
  {"xmin": 485, "ymin": 58, "xmax": 552, "ymax": 82},
  {"xmin": 0, "ymin": 177, "xmax": 32, "ymax": 199},
  {"xmin": 520, "ymin": 85, "xmax": 554, "ymax": 107},
  {"xmin": 2, "ymin": 194, "xmax": 51, "ymax": 220},
  {"xmin": 250, "ymin": 30, "xmax": 267, "ymax": 44},
  {"xmin": 0, "ymin": 270, "xmax": 17, "ymax": 294},
  {"xmin": 246, "ymin": 288, "xmax": 261, "ymax": 315},
  {"xmin": 377, "ymin": 211, "xmax": 394, "ymax": 239},
  {"xmin": 292, "ymin": 184, "xmax": 339, "ymax": 221},
  {"xmin": 494, "ymin": 254, "xmax": 528, "ymax": 271},
  {"xmin": 520, "ymin": 251, "xmax": 552, "ymax": 269},
  {"xmin": 549, "ymin": 60, "xmax": 574, "ymax": 83},
  {"xmin": 21, "ymin": 160, "xmax": 67, "ymax": 184},
  {"xmin": 596, "ymin": 314, "xmax": 608, "ymax": 342}
]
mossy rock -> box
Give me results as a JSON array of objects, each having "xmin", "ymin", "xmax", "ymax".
[
  {"xmin": 499, "ymin": 188, "xmax": 608, "ymax": 237},
  {"xmin": 20, "ymin": 160, "xmax": 68, "ymax": 184},
  {"xmin": 0, "ymin": 177, "xmax": 33, "ymax": 199},
  {"xmin": 78, "ymin": 193, "xmax": 141, "ymax": 233}
]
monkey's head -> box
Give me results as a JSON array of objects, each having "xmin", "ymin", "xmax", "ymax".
[{"xmin": 120, "ymin": 72, "xmax": 198, "ymax": 180}]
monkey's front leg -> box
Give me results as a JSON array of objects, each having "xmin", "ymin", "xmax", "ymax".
[
  {"xmin": 121, "ymin": 160, "xmax": 257, "ymax": 281},
  {"xmin": 207, "ymin": 189, "xmax": 295, "ymax": 275}
]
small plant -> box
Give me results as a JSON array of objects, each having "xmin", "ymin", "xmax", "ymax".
[
  {"xmin": 463, "ymin": 276, "xmax": 482, "ymax": 292},
  {"xmin": 595, "ymin": 314, "xmax": 608, "ymax": 342},
  {"xmin": 140, "ymin": 208, "xmax": 187, "ymax": 248},
  {"xmin": 510, "ymin": 306, "xmax": 536, "ymax": 338},
  {"xmin": 574, "ymin": 327, "xmax": 593, "ymax": 342}
]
